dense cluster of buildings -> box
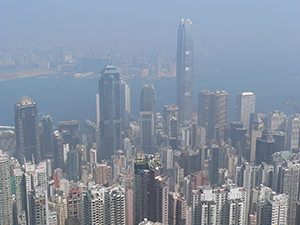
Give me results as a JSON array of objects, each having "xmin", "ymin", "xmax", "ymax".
[{"xmin": 1, "ymin": 19, "xmax": 300, "ymax": 225}]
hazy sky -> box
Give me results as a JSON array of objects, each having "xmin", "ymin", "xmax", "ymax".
[{"xmin": 1, "ymin": 0, "xmax": 299, "ymax": 53}]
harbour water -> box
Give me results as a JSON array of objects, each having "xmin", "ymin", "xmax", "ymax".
[{"xmin": 1, "ymin": 55, "xmax": 300, "ymax": 127}]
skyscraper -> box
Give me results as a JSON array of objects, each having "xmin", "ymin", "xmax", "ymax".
[
  {"xmin": 41, "ymin": 115, "xmax": 53, "ymax": 160},
  {"xmin": 82, "ymin": 185, "xmax": 126, "ymax": 225},
  {"xmin": 68, "ymin": 149, "xmax": 78, "ymax": 182},
  {"xmin": 67, "ymin": 187, "xmax": 82, "ymax": 223},
  {"xmin": 250, "ymin": 115, "xmax": 264, "ymax": 162},
  {"xmin": 236, "ymin": 92, "xmax": 256, "ymax": 132},
  {"xmin": 140, "ymin": 84, "xmax": 156, "ymax": 153},
  {"xmin": 268, "ymin": 110, "xmax": 287, "ymax": 132},
  {"xmin": 176, "ymin": 18, "xmax": 194, "ymax": 125},
  {"xmin": 53, "ymin": 130, "xmax": 64, "ymax": 170},
  {"xmin": 286, "ymin": 114, "xmax": 300, "ymax": 152},
  {"xmin": 210, "ymin": 144, "xmax": 219, "ymax": 185},
  {"xmin": 198, "ymin": 90, "xmax": 229, "ymax": 142},
  {"xmin": 14, "ymin": 168, "xmax": 26, "ymax": 224},
  {"xmin": 282, "ymin": 166, "xmax": 300, "ymax": 224},
  {"xmin": 255, "ymin": 129, "xmax": 275, "ymax": 165},
  {"xmin": 134, "ymin": 156, "xmax": 164, "ymax": 224},
  {"xmin": 99, "ymin": 63, "xmax": 122, "ymax": 160},
  {"xmin": 27, "ymin": 186, "xmax": 49, "ymax": 225},
  {"xmin": 15, "ymin": 96, "xmax": 41, "ymax": 164},
  {"xmin": 0, "ymin": 151, "xmax": 13, "ymax": 225},
  {"xmin": 121, "ymin": 81, "xmax": 131, "ymax": 130}
]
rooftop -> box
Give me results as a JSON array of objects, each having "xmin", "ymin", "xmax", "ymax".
[{"xmin": 17, "ymin": 95, "xmax": 35, "ymax": 106}]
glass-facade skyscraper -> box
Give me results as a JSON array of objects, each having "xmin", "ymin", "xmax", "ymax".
[
  {"xmin": 99, "ymin": 63, "xmax": 122, "ymax": 160},
  {"xmin": 140, "ymin": 84, "xmax": 156, "ymax": 153},
  {"xmin": 14, "ymin": 96, "xmax": 41, "ymax": 164},
  {"xmin": 176, "ymin": 18, "xmax": 194, "ymax": 125}
]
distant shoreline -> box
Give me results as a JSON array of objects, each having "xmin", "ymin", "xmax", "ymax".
[
  {"xmin": 0, "ymin": 68, "xmax": 208, "ymax": 82},
  {"xmin": 0, "ymin": 68, "xmax": 58, "ymax": 82}
]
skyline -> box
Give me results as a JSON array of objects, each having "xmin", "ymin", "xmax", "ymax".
[{"xmin": 1, "ymin": 2, "xmax": 300, "ymax": 225}]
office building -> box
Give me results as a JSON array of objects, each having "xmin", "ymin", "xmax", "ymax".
[
  {"xmin": 99, "ymin": 63, "xmax": 122, "ymax": 160},
  {"xmin": 14, "ymin": 168, "xmax": 27, "ymax": 224},
  {"xmin": 236, "ymin": 92, "xmax": 256, "ymax": 132},
  {"xmin": 198, "ymin": 90, "xmax": 229, "ymax": 142},
  {"xmin": 41, "ymin": 115, "xmax": 53, "ymax": 160},
  {"xmin": 140, "ymin": 84, "xmax": 156, "ymax": 112},
  {"xmin": 255, "ymin": 129, "xmax": 275, "ymax": 165},
  {"xmin": 0, "ymin": 151, "xmax": 13, "ymax": 225},
  {"xmin": 68, "ymin": 149, "xmax": 78, "ymax": 181},
  {"xmin": 163, "ymin": 105, "xmax": 178, "ymax": 133},
  {"xmin": 210, "ymin": 144, "xmax": 219, "ymax": 185},
  {"xmin": 250, "ymin": 115, "xmax": 264, "ymax": 162},
  {"xmin": 176, "ymin": 18, "xmax": 194, "ymax": 125},
  {"xmin": 57, "ymin": 120, "xmax": 80, "ymax": 149},
  {"xmin": 268, "ymin": 110, "xmax": 287, "ymax": 132},
  {"xmin": 134, "ymin": 156, "xmax": 167, "ymax": 224},
  {"xmin": 230, "ymin": 121, "xmax": 247, "ymax": 149},
  {"xmin": 140, "ymin": 84, "xmax": 156, "ymax": 153},
  {"xmin": 15, "ymin": 96, "xmax": 41, "ymax": 164},
  {"xmin": 272, "ymin": 131, "xmax": 286, "ymax": 152},
  {"xmin": 286, "ymin": 114, "xmax": 300, "ymax": 152},
  {"xmin": 121, "ymin": 81, "xmax": 131, "ymax": 130},
  {"xmin": 53, "ymin": 130, "xmax": 64, "ymax": 170}
]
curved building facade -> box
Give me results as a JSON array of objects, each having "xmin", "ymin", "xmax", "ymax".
[{"xmin": 176, "ymin": 18, "xmax": 194, "ymax": 125}]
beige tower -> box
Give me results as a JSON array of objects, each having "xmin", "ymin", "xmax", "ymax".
[{"xmin": 250, "ymin": 115, "xmax": 264, "ymax": 162}]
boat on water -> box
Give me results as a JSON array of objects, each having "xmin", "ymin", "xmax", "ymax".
[{"xmin": 284, "ymin": 102, "xmax": 291, "ymax": 105}]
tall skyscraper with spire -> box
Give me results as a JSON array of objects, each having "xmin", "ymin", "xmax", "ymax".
[
  {"xmin": 176, "ymin": 18, "xmax": 194, "ymax": 125},
  {"xmin": 98, "ymin": 62, "xmax": 122, "ymax": 160}
]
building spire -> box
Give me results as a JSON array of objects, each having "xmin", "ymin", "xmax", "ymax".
[{"xmin": 108, "ymin": 47, "xmax": 111, "ymax": 64}]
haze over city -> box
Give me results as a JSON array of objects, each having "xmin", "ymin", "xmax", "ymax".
[{"xmin": 0, "ymin": 1, "xmax": 300, "ymax": 225}]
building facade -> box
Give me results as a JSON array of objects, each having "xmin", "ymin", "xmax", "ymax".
[
  {"xmin": 0, "ymin": 151, "xmax": 13, "ymax": 225},
  {"xmin": 236, "ymin": 92, "xmax": 256, "ymax": 132},
  {"xmin": 99, "ymin": 63, "xmax": 122, "ymax": 160},
  {"xmin": 176, "ymin": 18, "xmax": 194, "ymax": 125},
  {"xmin": 140, "ymin": 84, "xmax": 156, "ymax": 154},
  {"xmin": 15, "ymin": 96, "xmax": 41, "ymax": 164},
  {"xmin": 198, "ymin": 90, "xmax": 229, "ymax": 142}
]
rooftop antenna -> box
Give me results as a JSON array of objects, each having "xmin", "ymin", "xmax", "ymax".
[{"xmin": 108, "ymin": 47, "xmax": 111, "ymax": 64}]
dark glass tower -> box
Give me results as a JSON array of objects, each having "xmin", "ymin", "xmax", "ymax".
[
  {"xmin": 41, "ymin": 115, "xmax": 53, "ymax": 160},
  {"xmin": 140, "ymin": 84, "xmax": 156, "ymax": 153},
  {"xmin": 176, "ymin": 18, "xmax": 194, "ymax": 125},
  {"xmin": 140, "ymin": 84, "xmax": 156, "ymax": 112},
  {"xmin": 14, "ymin": 96, "xmax": 41, "ymax": 164},
  {"xmin": 99, "ymin": 63, "xmax": 121, "ymax": 160}
]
